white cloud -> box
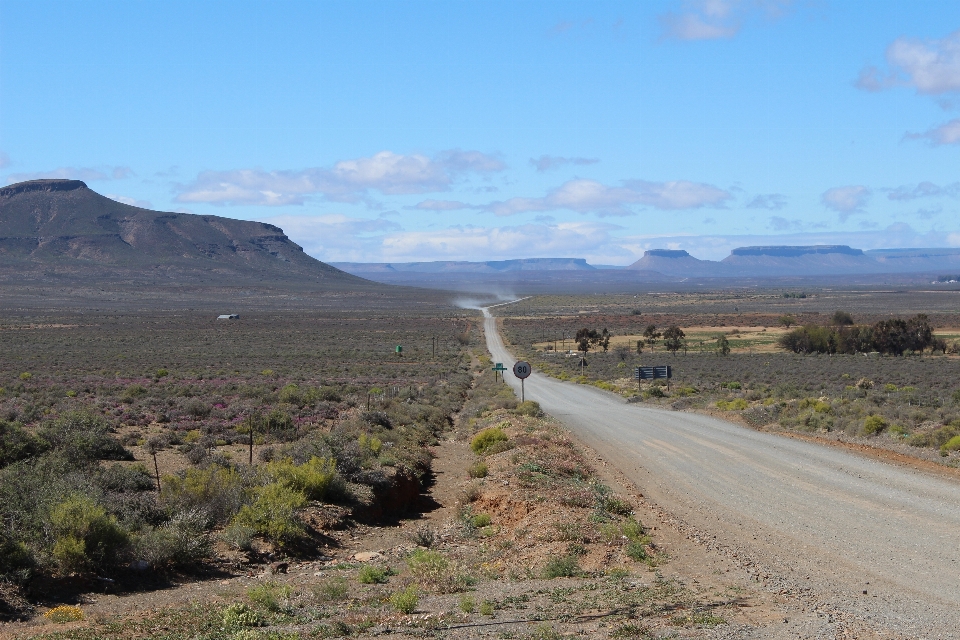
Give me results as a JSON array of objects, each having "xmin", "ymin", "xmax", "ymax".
[
  {"xmin": 409, "ymin": 200, "xmax": 475, "ymax": 211},
  {"xmin": 0, "ymin": 152, "xmax": 10, "ymax": 169},
  {"xmin": 659, "ymin": 0, "xmax": 792, "ymax": 41},
  {"xmin": 906, "ymin": 118, "xmax": 960, "ymax": 146},
  {"xmin": 266, "ymin": 212, "xmax": 626, "ymax": 264},
  {"xmin": 379, "ymin": 221, "xmax": 625, "ymax": 262},
  {"xmin": 485, "ymin": 178, "xmax": 731, "ymax": 216},
  {"xmin": 6, "ymin": 166, "xmax": 133, "ymax": 183},
  {"xmin": 887, "ymin": 181, "xmax": 960, "ymax": 200},
  {"xmin": 887, "ymin": 30, "xmax": 960, "ymax": 95},
  {"xmin": 106, "ymin": 194, "xmax": 153, "ymax": 209},
  {"xmin": 267, "ymin": 214, "xmax": 403, "ymax": 262},
  {"xmin": 768, "ymin": 216, "xmax": 802, "ymax": 231},
  {"xmin": 821, "ymin": 185, "xmax": 871, "ymax": 220},
  {"xmin": 529, "ymin": 155, "xmax": 600, "ymax": 172},
  {"xmin": 174, "ymin": 150, "xmax": 505, "ymax": 206},
  {"xmin": 858, "ymin": 29, "xmax": 960, "ymax": 95},
  {"xmin": 746, "ymin": 193, "xmax": 787, "ymax": 210}
]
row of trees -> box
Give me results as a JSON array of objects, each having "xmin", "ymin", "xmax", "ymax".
[
  {"xmin": 778, "ymin": 314, "xmax": 944, "ymax": 355},
  {"xmin": 574, "ymin": 325, "xmax": 690, "ymax": 356}
]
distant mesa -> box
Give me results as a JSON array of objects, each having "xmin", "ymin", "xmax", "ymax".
[
  {"xmin": 642, "ymin": 249, "xmax": 692, "ymax": 258},
  {"xmin": 0, "ymin": 179, "xmax": 370, "ymax": 290},
  {"xmin": 625, "ymin": 244, "xmax": 960, "ymax": 278},
  {"xmin": 332, "ymin": 257, "xmax": 595, "ymax": 274},
  {"xmin": 729, "ymin": 245, "xmax": 864, "ymax": 257}
]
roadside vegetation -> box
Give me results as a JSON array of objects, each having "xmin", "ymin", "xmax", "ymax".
[
  {"xmin": 0, "ymin": 312, "xmax": 475, "ymax": 623},
  {"xmin": 500, "ymin": 296, "xmax": 960, "ymax": 467}
]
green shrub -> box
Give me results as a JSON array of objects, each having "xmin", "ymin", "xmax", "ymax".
[
  {"xmin": 162, "ymin": 466, "xmax": 244, "ymax": 525},
  {"xmin": 122, "ymin": 384, "xmax": 147, "ymax": 402},
  {"xmin": 222, "ymin": 603, "xmax": 265, "ymax": 628},
  {"xmin": 458, "ymin": 595, "xmax": 476, "ymax": 613},
  {"xmin": 0, "ymin": 531, "xmax": 34, "ymax": 576},
  {"xmin": 467, "ymin": 460, "xmax": 488, "ymax": 478},
  {"xmin": 389, "ymin": 585, "xmax": 418, "ymax": 614},
  {"xmin": 357, "ymin": 565, "xmax": 390, "ymax": 584},
  {"xmin": 49, "ymin": 494, "xmax": 128, "ymax": 571},
  {"xmin": 908, "ymin": 424, "xmax": 960, "ymax": 448},
  {"xmin": 470, "ymin": 513, "xmax": 491, "ymax": 528},
  {"xmin": 529, "ymin": 624, "xmax": 562, "ymax": 640},
  {"xmin": 38, "ymin": 412, "xmax": 131, "ymax": 467},
  {"xmin": 0, "ymin": 421, "xmax": 47, "ymax": 467},
  {"xmin": 514, "ymin": 401, "xmax": 543, "ymax": 417},
  {"xmin": 247, "ymin": 580, "xmax": 292, "ymax": 612},
  {"xmin": 221, "ymin": 522, "xmax": 256, "ymax": 551},
  {"xmin": 542, "ymin": 555, "xmax": 580, "ymax": 578},
  {"xmin": 265, "ymin": 456, "xmax": 337, "ymax": 500},
  {"xmin": 862, "ymin": 415, "xmax": 888, "ymax": 435},
  {"xmin": 357, "ymin": 433, "xmax": 382, "ymax": 456},
  {"xmin": 716, "ymin": 399, "xmax": 748, "ymax": 411},
  {"xmin": 134, "ymin": 509, "xmax": 211, "ymax": 568},
  {"xmin": 940, "ymin": 435, "xmax": 960, "ymax": 456},
  {"xmin": 406, "ymin": 548, "xmax": 448, "ymax": 583},
  {"xmin": 233, "ymin": 483, "xmax": 306, "ymax": 545},
  {"xmin": 313, "ymin": 577, "xmax": 348, "ymax": 602},
  {"xmin": 599, "ymin": 518, "xmax": 648, "ymax": 545},
  {"xmin": 479, "ymin": 600, "xmax": 494, "ymax": 616},
  {"xmin": 278, "ymin": 384, "xmax": 302, "ymax": 406},
  {"xmin": 156, "ymin": 368, "xmax": 169, "ymax": 378},
  {"xmin": 610, "ymin": 623, "xmax": 647, "ymax": 638},
  {"xmin": 471, "ymin": 428, "xmax": 508, "ymax": 455},
  {"xmin": 625, "ymin": 541, "xmax": 649, "ymax": 561}
]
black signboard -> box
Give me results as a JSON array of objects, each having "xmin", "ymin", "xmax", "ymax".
[{"xmin": 634, "ymin": 365, "xmax": 672, "ymax": 380}]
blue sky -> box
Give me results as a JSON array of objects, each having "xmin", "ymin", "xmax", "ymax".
[{"xmin": 2, "ymin": 0, "xmax": 959, "ymax": 263}]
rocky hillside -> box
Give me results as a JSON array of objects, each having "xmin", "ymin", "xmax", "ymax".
[{"xmin": 0, "ymin": 179, "xmax": 368, "ymax": 290}]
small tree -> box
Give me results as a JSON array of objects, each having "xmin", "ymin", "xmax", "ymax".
[
  {"xmin": 635, "ymin": 339, "xmax": 644, "ymax": 355},
  {"xmin": 778, "ymin": 315, "xmax": 796, "ymax": 328},
  {"xmin": 662, "ymin": 326, "xmax": 685, "ymax": 355},
  {"xmin": 575, "ymin": 328, "xmax": 600, "ymax": 353},
  {"xmin": 832, "ymin": 310, "xmax": 854, "ymax": 326},
  {"xmin": 716, "ymin": 334, "xmax": 731, "ymax": 356},
  {"xmin": 643, "ymin": 325, "xmax": 661, "ymax": 351},
  {"xmin": 598, "ymin": 328, "xmax": 611, "ymax": 352}
]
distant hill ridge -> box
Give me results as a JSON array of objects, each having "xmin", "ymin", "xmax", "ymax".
[
  {"xmin": 332, "ymin": 257, "xmax": 595, "ymax": 274},
  {"xmin": 624, "ymin": 244, "xmax": 960, "ymax": 277},
  {"xmin": 0, "ymin": 179, "xmax": 369, "ymax": 289}
]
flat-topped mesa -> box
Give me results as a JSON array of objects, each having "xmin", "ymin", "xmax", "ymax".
[
  {"xmin": 729, "ymin": 245, "xmax": 864, "ymax": 257},
  {"xmin": 643, "ymin": 249, "xmax": 692, "ymax": 258},
  {"xmin": 0, "ymin": 178, "xmax": 369, "ymax": 288},
  {"xmin": 0, "ymin": 179, "xmax": 88, "ymax": 198}
]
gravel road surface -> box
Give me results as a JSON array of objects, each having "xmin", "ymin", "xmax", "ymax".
[{"xmin": 482, "ymin": 305, "xmax": 960, "ymax": 639}]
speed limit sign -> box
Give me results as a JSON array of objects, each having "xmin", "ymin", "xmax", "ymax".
[
  {"xmin": 513, "ymin": 361, "xmax": 531, "ymax": 403},
  {"xmin": 513, "ymin": 361, "xmax": 531, "ymax": 379}
]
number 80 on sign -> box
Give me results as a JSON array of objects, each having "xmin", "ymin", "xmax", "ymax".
[{"xmin": 513, "ymin": 361, "xmax": 531, "ymax": 379}]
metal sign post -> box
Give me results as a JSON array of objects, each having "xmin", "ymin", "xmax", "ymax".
[{"xmin": 513, "ymin": 360, "xmax": 531, "ymax": 402}]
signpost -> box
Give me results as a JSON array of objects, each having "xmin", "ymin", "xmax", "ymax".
[
  {"xmin": 492, "ymin": 362, "xmax": 507, "ymax": 381},
  {"xmin": 634, "ymin": 365, "xmax": 672, "ymax": 391},
  {"xmin": 513, "ymin": 360, "xmax": 531, "ymax": 402}
]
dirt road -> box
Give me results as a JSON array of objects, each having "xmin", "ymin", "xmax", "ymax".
[{"xmin": 482, "ymin": 306, "xmax": 960, "ymax": 639}]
